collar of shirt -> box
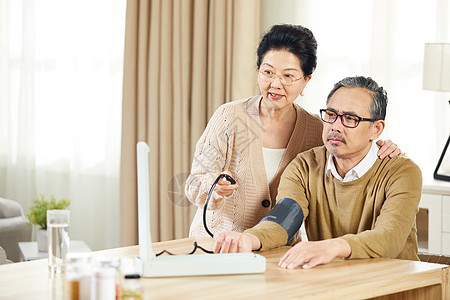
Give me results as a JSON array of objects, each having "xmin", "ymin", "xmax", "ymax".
[{"xmin": 326, "ymin": 141, "xmax": 379, "ymax": 182}]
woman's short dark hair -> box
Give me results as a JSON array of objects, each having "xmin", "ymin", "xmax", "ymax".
[{"xmin": 256, "ymin": 24, "xmax": 317, "ymax": 76}]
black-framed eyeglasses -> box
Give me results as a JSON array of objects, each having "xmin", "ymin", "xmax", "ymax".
[{"xmin": 319, "ymin": 109, "xmax": 377, "ymax": 128}]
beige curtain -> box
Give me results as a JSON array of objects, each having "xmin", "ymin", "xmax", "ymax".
[{"xmin": 120, "ymin": 0, "xmax": 260, "ymax": 246}]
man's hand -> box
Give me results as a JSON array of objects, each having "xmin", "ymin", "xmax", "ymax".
[
  {"xmin": 278, "ymin": 238, "xmax": 351, "ymax": 269},
  {"xmin": 213, "ymin": 231, "xmax": 260, "ymax": 253},
  {"xmin": 376, "ymin": 139, "xmax": 404, "ymax": 159}
]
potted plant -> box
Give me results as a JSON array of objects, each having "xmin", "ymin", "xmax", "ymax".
[{"xmin": 26, "ymin": 195, "xmax": 70, "ymax": 252}]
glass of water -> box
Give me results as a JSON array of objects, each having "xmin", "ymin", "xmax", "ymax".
[{"xmin": 47, "ymin": 209, "xmax": 70, "ymax": 274}]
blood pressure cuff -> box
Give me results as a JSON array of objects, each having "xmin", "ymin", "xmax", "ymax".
[{"xmin": 260, "ymin": 197, "xmax": 304, "ymax": 242}]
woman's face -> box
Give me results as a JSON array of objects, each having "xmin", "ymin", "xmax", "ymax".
[{"xmin": 258, "ymin": 49, "xmax": 311, "ymax": 110}]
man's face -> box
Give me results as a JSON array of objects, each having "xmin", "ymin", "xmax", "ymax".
[{"xmin": 322, "ymin": 87, "xmax": 383, "ymax": 160}]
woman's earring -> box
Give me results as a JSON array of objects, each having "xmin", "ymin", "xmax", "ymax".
[{"xmin": 300, "ymin": 92, "xmax": 304, "ymax": 97}]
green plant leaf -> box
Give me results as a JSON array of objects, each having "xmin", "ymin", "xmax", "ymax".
[{"xmin": 25, "ymin": 194, "xmax": 70, "ymax": 229}]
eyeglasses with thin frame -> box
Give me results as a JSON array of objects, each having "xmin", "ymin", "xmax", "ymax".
[
  {"xmin": 258, "ymin": 68, "xmax": 306, "ymax": 86},
  {"xmin": 319, "ymin": 109, "xmax": 377, "ymax": 128}
]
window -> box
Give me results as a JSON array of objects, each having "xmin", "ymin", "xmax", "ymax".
[{"xmin": 0, "ymin": 0, "xmax": 126, "ymax": 250}]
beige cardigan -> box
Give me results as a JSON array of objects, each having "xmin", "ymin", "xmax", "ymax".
[{"xmin": 186, "ymin": 95, "xmax": 323, "ymax": 237}]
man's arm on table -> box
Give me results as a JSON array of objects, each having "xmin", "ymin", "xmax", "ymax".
[
  {"xmin": 212, "ymin": 226, "xmax": 352, "ymax": 269},
  {"xmin": 212, "ymin": 155, "xmax": 352, "ymax": 269}
]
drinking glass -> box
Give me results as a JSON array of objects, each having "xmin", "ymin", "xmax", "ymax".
[{"xmin": 47, "ymin": 209, "xmax": 70, "ymax": 273}]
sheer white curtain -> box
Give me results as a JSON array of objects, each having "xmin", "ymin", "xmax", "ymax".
[
  {"xmin": 261, "ymin": 0, "xmax": 450, "ymax": 180},
  {"xmin": 0, "ymin": 0, "xmax": 126, "ymax": 250}
]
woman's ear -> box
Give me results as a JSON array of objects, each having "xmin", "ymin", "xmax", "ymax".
[
  {"xmin": 303, "ymin": 74, "xmax": 312, "ymax": 85},
  {"xmin": 300, "ymin": 75, "xmax": 312, "ymax": 96}
]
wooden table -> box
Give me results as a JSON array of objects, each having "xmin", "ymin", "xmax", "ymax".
[{"xmin": 0, "ymin": 237, "xmax": 448, "ymax": 299}]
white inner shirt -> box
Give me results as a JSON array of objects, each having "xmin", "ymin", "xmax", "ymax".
[
  {"xmin": 326, "ymin": 141, "xmax": 379, "ymax": 182},
  {"xmin": 262, "ymin": 147, "xmax": 285, "ymax": 183}
]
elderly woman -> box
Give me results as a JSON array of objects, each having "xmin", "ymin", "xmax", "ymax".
[{"xmin": 185, "ymin": 24, "xmax": 401, "ymax": 240}]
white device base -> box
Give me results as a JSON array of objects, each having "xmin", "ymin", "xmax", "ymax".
[{"xmin": 137, "ymin": 253, "xmax": 266, "ymax": 277}]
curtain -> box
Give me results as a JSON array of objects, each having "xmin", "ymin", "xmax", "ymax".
[
  {"xmin": 261, "ymin": 0, "xmax": 450, "ymax": 180},
  {"xmin": 0, "ymin": 0, "xmax": 126, "ymax": 251},
  {"xmin": 120, "ymin": 0, "xmax": 260, "ymax": 246}
]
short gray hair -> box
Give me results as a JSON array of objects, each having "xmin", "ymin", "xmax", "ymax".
[{"xmin": 326, "ymin": 76, "xmax": 388, "ymax": 121}]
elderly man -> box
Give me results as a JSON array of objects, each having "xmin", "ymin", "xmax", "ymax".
[{"xmin": 213, "ymin": 76, "xmax": 422, "ymax": 269}]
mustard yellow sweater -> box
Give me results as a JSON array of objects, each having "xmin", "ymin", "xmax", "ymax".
[
  {"xmin": 245, "ymin": 146, "xmax": 422, "ymax": 260},
  {"xmin": 186, "ymin": 95, "xmax": 323, "ymax": 237}
]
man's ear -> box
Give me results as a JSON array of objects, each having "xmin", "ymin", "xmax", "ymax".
[{"xmin": 370, "ymin": 120, "xmax": 385, "ymax": 141}]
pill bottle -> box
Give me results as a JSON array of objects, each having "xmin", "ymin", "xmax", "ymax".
[
  {"xmin": 121, "ymin": 274, "xmax": 143, "ymax": 300},
  {"xmin": 65, "ymin": 252, "xmax": 92, "ymax": 300},
  {"xmin": 95, "ymin": 257, "xmax": 122, "ymax": 299},
  {"xmin": 91, "ymin": 267, "xmax": 116, "ymax": 300}
]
